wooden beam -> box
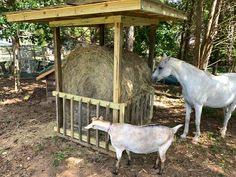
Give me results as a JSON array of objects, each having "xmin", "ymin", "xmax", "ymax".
[
  {"xmin": 142, "ymin": 0, "xmax": 187, "ymax": 20},
  {"xmin": 122, "ymin": 16, "xmax": 159, "ymax": 26},
  {"xmin": 53, "ymin": 27, "xmax": 63, "ymax": 128},
  {"xmin": 49, "ymin": 16, "xmax": 122, "ymax": 27},
  {"xmin": 6, "ymin": 0, "xmax": 141, "ymax": 22},
  {"xmin": 49, "ymin": 15, "xmax": 159, "ymax": 27},
  {"xmin": 148, "ymin": 24, "xmax": 157, "ymax": 71},
  {"xmin": 113, "ymin": 21, "xmax": 123, "ymax": 123},
  {"xmin": 52, "ymin": 91, "xmax": 127, "ymax": 110}
]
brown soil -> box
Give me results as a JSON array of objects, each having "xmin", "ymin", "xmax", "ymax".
[{"xmin": 0, "ymin": 79, "xmax": 235, "ymax": 177}]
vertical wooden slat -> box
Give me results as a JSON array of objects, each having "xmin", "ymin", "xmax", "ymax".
[
  {"xmin": 63, "ymin": 95, "xmax": 66, "ymax": 136},
  {"xmin": 96, "ymin": 103, "xmax": 100, "ymax": 147},
  {"xmin": 131, "ymin": 99, "xmax": 136, "ymax": 124},
  {"xmin": 55, "ymin": 93, "xmax": 60, "ymax": 133},
  {"xmin": 140, "ymin": 96, "xmax": 144, "ymax": 125},
  {"xmin": 148, "ymin": 24, "xmax": 156, "ymax": 71},
  {"xmin": 135, "ymin": 98, "xmax": 140, "ymax": 125},
  {"xmin": 70, "ymin": 97, "xmax": 74, "ymax": 139},
  {"xmin": 53, "ymin": 27, "xmax": 63, "ymax": 128},
  {"xmin": 143, "ymin": 94, "xmax": 148, "ymax": 122},
  {"xmin": 78, "ymin": 99, "xmax": 82, "ymax": 141},
  {"xmin": 87, "ymin": 101, "xmax": 91, "ymax": 144},
  {"xmin": 149, "ymin": 92, "xmax": 154, "ymax": 122},
  {"xmin": 113, "ymin": 21, "xmax": 123, "ymax": 123},
  {"xmin": 119, "ymin": 104, "xmax": 125, "ymax": 123},
  {"xmin": 105, "ymin": 104, "xmax": 110, "ymax": 150}
]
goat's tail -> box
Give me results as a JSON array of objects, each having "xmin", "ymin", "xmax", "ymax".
[{"xmin": 171, "ymin": 124, "xmax": 183, "ymax": 134}]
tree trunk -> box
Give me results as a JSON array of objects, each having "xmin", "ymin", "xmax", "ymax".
[
  {"xmin": 199, "ymin": 0, "xmax": 223, "ymax": 70},
  {"xmin": 194, "ymin": 0, "xmax": 203, "ymax": 67},
  {"xmin": 125, "ymin": 26, "xmax": 134, "ymax": 51},
  {"xmin": 12, "ymin": 35, "xmax": 21, "ymax": 92},
  {"xmin": 178, "ymin": 0, "xmax": 194, "ymax": 62},
  {"xmin": 226, "ymin": 2, "xmax": 235, "ymax": 72}
]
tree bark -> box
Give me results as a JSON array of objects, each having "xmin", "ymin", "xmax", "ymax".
[
  {"xmin": 199, "ymin": 0, "xmax": 223, "ymax": 70},
  {"xmin": 125, "ymin": 26, "xmax": 134, "ymax": 51},
  {"xmin": 12, "ymin": 35, "xmax": 21, "ymax": 92},
  {"xmin": 194, "ymin": 0, "xmax": 203, "ymax": 67}
]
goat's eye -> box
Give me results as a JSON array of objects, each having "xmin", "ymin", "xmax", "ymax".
[{"xmin": 158, "ymin": 66, "xmax": 163, "ymax": 70}]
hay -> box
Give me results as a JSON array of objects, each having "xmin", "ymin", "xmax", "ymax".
[{"xmin": 62, "ymin": 45, "xmax": 152, "ymax": 102}]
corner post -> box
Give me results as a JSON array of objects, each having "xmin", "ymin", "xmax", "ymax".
[
  {"xmin": 53, "ymin": 27, "xmax": 63, "ymax": 129},
  {"xmin": 148, "ymin": 24, "xmax": 157, "ymax": 71},
  {"xmin": 113, "ymin": 22, "xmax": 123, "ymax": 123}
]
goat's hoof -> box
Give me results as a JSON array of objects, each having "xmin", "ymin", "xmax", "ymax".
[
  {"xmin": 127, "ymin": 160, "xmax": 131, "ymax": 166},
  {"xmin": 111, "ymin": 169, "xmax": 118, "ymax": 175},
  {"xmin": 157, "ymin": 171, "xmax": 164, "ymax": 175},
  {"xmin": 153, "ymin": 165, "xmax": 158, "ymax": 169}
]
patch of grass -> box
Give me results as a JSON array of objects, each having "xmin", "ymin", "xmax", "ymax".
[
  {"xmin": 53, "ymin": 151, "xmax": 67, "ymax": 167},
  {"xmin": 35, "ymin": 143, "xmax": 45, "ymax": 152}
]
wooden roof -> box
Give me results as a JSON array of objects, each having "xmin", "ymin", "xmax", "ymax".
[{"xmin": 6, "ymin": 0, "xmax": 187, "ymax": 27}]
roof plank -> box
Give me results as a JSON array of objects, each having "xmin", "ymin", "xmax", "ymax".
[{"xmin": 5, "ymin": 0, "xmax": 187, "ymax": 23}]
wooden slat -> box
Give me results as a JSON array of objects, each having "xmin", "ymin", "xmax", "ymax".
[
  {"xmin": 78, "ymin": 99, "xmax": 82, "ymax": 141},
  {"xmin": 53, "ymin": 28, "xmax": 63, "ymax": 128},
  {"xmin": 105, "ymin": 104, "xmax": 110, "ymax": 150},
  {"xmin": 96, "ymin": 103, "xmax": 100, "ymax": 147},
  {"xmin": 70, "ymin": 97, "xmax": 74, "ymax": 139},
  {"xmin": 52, "ymin": 91, "xmax": 125, "ymax": 110},
  {"xmin": 140, "ymin": 96, "xmax": 144, "ymax": 125},
  {"xmin": 149, "ymin": 92, "xmax": 154, "ymax": 122},
  {"xmin": 55, "ymin": 93, "xmax": 60, "ymax": 133},
  {"xmin": 49, "ymin": 16, "xmax": 122, "ymax": 27},
  {"xmin": 113, "ymin": 21, "xmax": 123, "ymax": 123},
  {"xmin": 131, "ymin": 99, "xmax": 136, "ymax": 124},
  {"xmin": 63, "ymin": 96, "xmax": 66, "ymax": 136},
  {"xmin": 119, "ymin": 104, "xmax": 125, "ymax": 123},
  {"xmin": 87, "ymin": 102, "xmax": 91, "ymax": 144},
  {"xmin": 143, "ymin": 93, "xmax": 148, "ymax": 121},
  {"xmin": 135, "ymin": 98, "xmax": 140, "ymax": 125}
]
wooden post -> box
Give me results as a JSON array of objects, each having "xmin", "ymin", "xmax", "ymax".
[
  {"xmin": 148, "ymin": 24, "xmax": 157, "ymax": 71},
  {"xmin": 53, "ymin": 27, "xmax": 63, "ymax": 128},
  {"xmin": 113, "ymin": 22, "xmax": 123, "ymax": 123},
  {"xmin": 99, "ymin": 24, "xmax": 105, "ymax": 46}
]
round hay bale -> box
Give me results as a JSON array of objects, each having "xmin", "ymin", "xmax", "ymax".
[{"xmin": 62, "ymin": 45, "xmax": 152, "ymax": 102}]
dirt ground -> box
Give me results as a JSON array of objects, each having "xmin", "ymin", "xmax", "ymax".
[{"xmin": 0, "ymin": 78, "xmax": 235, "ymax": 177}]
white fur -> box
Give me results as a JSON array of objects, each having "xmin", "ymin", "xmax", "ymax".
[
  {"xmin": 152, "ymin": 57, "xmax": 236, "ymax": 142},
  {"xmin": 85, "ymin": 118, "xmax": 182, "ymax": 174}
]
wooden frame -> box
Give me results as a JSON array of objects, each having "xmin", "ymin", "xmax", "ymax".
[
  {"xmin": 6, "ymin": 0, "xmax": 187, "ymax": 23},
  {"xmin": 5, "ymin": 0, "xmax": 187, "ymax": 156}
]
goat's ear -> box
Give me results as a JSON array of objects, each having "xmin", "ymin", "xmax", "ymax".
[
  {"xmin": 91, "ymin": 117, "xmax": 97, "ymax": 121},
  {"xmin": 163, "ymin": 53, "xmax": 167, "ymax": 58},
  {"xmin": 99, "ymin": 116, "xmax": 104, "ymax": 120}
]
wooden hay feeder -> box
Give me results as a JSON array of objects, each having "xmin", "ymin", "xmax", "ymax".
[{"xmin": 6, "ymin": 0, "xmax": 187, "ymax": 156}]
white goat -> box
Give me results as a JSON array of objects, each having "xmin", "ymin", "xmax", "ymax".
[{"xmin": 85, "ymin": 116, "xmax": 183, "ymax": 175}]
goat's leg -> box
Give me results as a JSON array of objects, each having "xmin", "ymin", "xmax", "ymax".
[
  {"xmin": 157, "ymin": 139, "xmax": 172, "ymax": 175},
  {"xmin": 112, "ymin": 148, "xmax": 123, "ymax": 175},
  {"xmin": 181, "ymin": 102, "xmax": 192, "ymax": 139},
  {"xmin": 126, "ymin": 150, "xmax": 131, "ymax": 165},
  {"xmin": 192, "ymin": 104, "xmax": 203, "ymax": 143},
  {"xmin": 221, "ymin": 103, "xmax": 236, "ymax": 138},
  {"xmin": 153, "ymin": 156, "xmax": 160, "ymax": 169}
]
